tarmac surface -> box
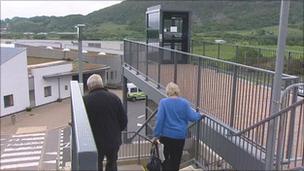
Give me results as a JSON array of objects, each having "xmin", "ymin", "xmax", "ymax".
[
  {"xmin": 0, "ymin": 89, "xmax": 146, "ymax": 170},
  {"xmin": 0, "ymin": 98, "xmax": 72, "ymax": 170}
]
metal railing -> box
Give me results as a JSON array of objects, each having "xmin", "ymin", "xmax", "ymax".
[
  {"xmin": 70, "ymin": 81, "xmax": 98, "ymax": 171},
  {"xmin": 124, "ymin": 39, "xmax": 299, "ymax": 131},
  {"xmin": 123, "ymin": 39, "xmax": 303, "ymax": 170},
  {"xmin": 128, "ymin": 109, "xmax": 157, "ymax": 142},
  {"xmin": 232, "ymin": 99, "xmax": 304, "ymax": 170},
  {"xmin": 192, "ymin": 40, "xmax": 304, "ymax": 79},
  {"xmin": 119, "ymin": 131, "xmax": 153, "ymax": 163}
]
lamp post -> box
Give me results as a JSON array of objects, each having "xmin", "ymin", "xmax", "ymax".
[
  {"xmin": 265, "ymin": 0, "xmax": 290, "ymax": 170},
  {"xmin": 75, "ymin": 24, "xmax": 85, "ymax": 94},
  {"xmin": 75, "ymin": 24, "xmax": 85, "ymax": 84}
]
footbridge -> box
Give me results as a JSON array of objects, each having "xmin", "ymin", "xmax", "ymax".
[
  {"xmin": 69, "ymin": 39, "xmax": 303, "ymax": 170},
  {"xmin": 121, "ymin": 39, "xmax": 303, "ymax": 170}
]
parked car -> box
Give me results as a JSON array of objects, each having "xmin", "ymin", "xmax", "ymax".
[{"xmin": 127, "ymin": 83, "xmax": 146, "ymax": 101}]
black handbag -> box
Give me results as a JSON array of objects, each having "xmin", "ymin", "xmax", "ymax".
[{"xmin": 146, "ymin": 143, "xmax": 162, "ymax": 171}]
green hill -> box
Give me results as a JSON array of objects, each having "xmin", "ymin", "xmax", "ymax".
[{"xmin": 1, "ymin": 0, "xmax": 303, "ymax": 44}]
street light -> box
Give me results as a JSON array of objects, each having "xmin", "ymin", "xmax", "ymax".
[{"xmin": 75, "ymin": 24, "xmax": 85, "ymax": 85}]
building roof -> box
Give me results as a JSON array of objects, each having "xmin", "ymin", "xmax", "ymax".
[
  {"xmin": 0, "ymin": 47, "xmax": 25, "ymax": 65},
  {"xmin": 26, "ymin": 56, "xmax": 110, "ymax": 78},
  {"xmin": 71, "ymin": 61, "xmax": 108, "ymax": 73},
  {"xmin": 27, "ymin": 56, "xmax": 64, "ymax": 65}
]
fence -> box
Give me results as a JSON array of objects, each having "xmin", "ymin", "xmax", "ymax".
[
  {"xmin": 124, "ymin": 39, "xmax": 304, "ymax": 170},
  {"xmin": 119, "ymin": 132, "xmax": 152, "ymax": 163},
  {"xmin": 192, "ymin": 40, "xmax": 304, "ymax": 80},
  {"xmin": 124, "ymin": 39, "xmax": 299, "ymax": 131},
  {"xmin": 232, "ymin": 98, "xmax": 304, "ymax": 170}
]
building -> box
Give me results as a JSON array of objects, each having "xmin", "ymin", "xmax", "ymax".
[
  {"xmin": 1, "ymin": 47, "xmax": 30, "ymax": 117},
  {"xmin": 12, "ymin": 40, "xmax": 123, "ymax": 87},
  {"xmin": 28, "ymin": 60, "xmax": 73, "ymax": 106},
  {"xmin": 27, "ymin": 57, "xmax": 110, "ymax": 107},
  {"xmin": 1, "ymin": 45, "xmax": 110, "ymax": 117}
]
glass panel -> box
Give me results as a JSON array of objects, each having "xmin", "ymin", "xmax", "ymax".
[
  {"xmin": 44, "ymin": 86, "xmax": 52, "ymax": 97},
  {"xmin": 4, "ymin": 94, "xmax": 14, "ymax": 107}
]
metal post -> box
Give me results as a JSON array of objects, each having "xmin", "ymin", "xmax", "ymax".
[
  {"xmin": 174, "ymin": 52, "xmax": 177, "ymax": 83},
  {"xmin": 235, "ymin": 45, "xmax": 239, "ymax": 62},
  {"xmin": 129, "ymin": 43, "xmax": 132, "ymax": 70},
  {"xmin": 287, "ymin": 51, "xmax": 291, "ymax": 73},
  {"xmin": 195, "ymin": 57, "xmax": 202, "ymax": 161},
  {"xmin": 157, "ymin": 49, "xmax": 161, "ymax": 88},
  {"xmin": 122, "ymin": 77, "xmax": 128, "ymax": 133},
  {"xmin": 229, "ymin": 66, "xmax": 238, "ymax": 128},
  {"xmin": 136, "ymin": 44, "xmax": 139, "ymax": 74},
  {"xmin": 217, "ymin": 43, "xmax": 220, "ymax": 59},
  {"xmin": 145, "ymin": 45, "xmax": 149, "ymax": 81},
  {"xmin": 191, "ymin": 39, "xmax": 194, "ymax": 54},
  {"xmin": 137, "ymin": 136, "xmax": 141, "ymax": 164},
  {"xmin": 258, "ymin": 48, "xmax": 261, "ymax": 64},
  {"xmin": 124, "ymin": 40, "xmax": 128, "ymax": 67},
  {"xmin": 203, "ymin": 41, "xmax": 206, "ymax": 56},
  {"xmin": 286, "ymin": 81, "xmax": 299, "ymax": 159},
  {"xmin": 265, "ymin": 1, "xmax": 290, "ymax": 170},
  {"xmin": 75, "ymin": 24, "xmax": 85, "ymax": 84},
  {"xmin": 145, "ymin": 96, "xmax": 148, "ymax": 135}
]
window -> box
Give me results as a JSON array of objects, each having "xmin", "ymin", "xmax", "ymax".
[
  {"xmin": 4, "ymin": 95, "xmax": 14, "ymax": 108},
  {"xmin": 65, "ymin": 85, "xmax": 68, "ymax": 90},
  {"xmin": 88, "ymin": 43, "xmax": 101, "ymax": 48},
  {"xmin": 44, "ymin": 86, "xmax": 52, "ymax": 97},
  {"xmin": 110, "ymin": 71, "xmax": 114, "ymax": 80},
  {"xmin": 130, "ymin": 88, "xmax": 137, "ymax": 93},
  {"xmin": 114, "ymin": 71, "xmax": 117, "ymax": 79}
]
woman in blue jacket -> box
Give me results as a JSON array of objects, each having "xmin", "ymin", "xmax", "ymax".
[{"xmin": 154, "ymin": 82, "xmax": 203, "ymax": 171}]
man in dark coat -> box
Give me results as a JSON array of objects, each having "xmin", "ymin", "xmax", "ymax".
[{"xmin": 84, "ymin": 74, "xmax": 128, "ymax": 171}]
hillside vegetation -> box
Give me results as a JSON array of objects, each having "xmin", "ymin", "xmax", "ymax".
[{"xmin": 1, "ymin": 0, "xmax": 303, "ymax": 46}]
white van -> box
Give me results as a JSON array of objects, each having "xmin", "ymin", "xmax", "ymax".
[{"xmin": 127, "ymin": 83, "xmax": 146, "ymax": 101}]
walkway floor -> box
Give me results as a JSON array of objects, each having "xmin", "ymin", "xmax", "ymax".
[
  {"xmin": 0, "ymin": 89, "xmax": 123, "ymax": 170},
  {"xmin": 0, "ymin": 99, "xmax": 71, "ymax": 135},
  {"xmin": 0, "ymin": 99, "xmax": 71, "ymax": 170}
]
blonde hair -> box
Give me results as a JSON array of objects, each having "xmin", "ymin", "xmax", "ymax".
[
  {"xmin": 166, "ymin": 82, "xmax": 180, "ymax": 97},
  {"xmin": 87, "ymin": 74, "xmax": 104, "ymax": 92}
]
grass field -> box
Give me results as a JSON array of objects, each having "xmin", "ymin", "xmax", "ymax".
[{"xmin": 193, "ymin": 43, "xmax": 303, "ymax": 61}]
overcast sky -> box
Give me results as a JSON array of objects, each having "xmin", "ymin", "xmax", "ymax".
[{"xmin": 1, "ymin": 1, "xmax": 122, "ymax": 20}]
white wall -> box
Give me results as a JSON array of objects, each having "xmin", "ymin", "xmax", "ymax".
[
  {"xmin": 86, "ymin": 54, "xmax": 122, "ymax": 86},
  {"xmin": 1, "ymin": 50, "xmax": 30, "ymax": 117},
  {"xmin": 31, "ymin": 63, "xmax": 72, "ymax": 106},
  {"xmin": 58, "ymin": 75, "xmax": 71, "ymax": 99}
]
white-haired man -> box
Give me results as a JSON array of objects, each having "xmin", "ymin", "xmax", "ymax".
[{"xmin": 84, "ymin": 74, "xmax": 127, "ymax": 171}]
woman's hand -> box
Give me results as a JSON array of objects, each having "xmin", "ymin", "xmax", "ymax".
[{"xmin": 152, "ymin": 137, "xmax": 160, "ymax": 145}]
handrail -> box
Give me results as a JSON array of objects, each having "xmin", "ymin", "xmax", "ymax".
[
  {"xmin": 70, "ymin": 81, "xmax": 98, "ymax": 171},
  {"xmin": 127, "ymin": 109, "xmax": 158, "ymax": 142},
  {"xmin": 232, "ymin": 99, "xmax": 304, "ymax": 136},
  {"xmin": 280, "ymin": 83, "xmax": 304, "ymax": 102},
  {"xmin": 124, "ymin": 39, "xmax": 298, "ymax": 79},
  {"xmin": 191, "ymin": 39, "xmax": 303, "ymax": 54},
  {"xmin": 124, "ymin": 131, "xmax": 153, "ymax": 143}
]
